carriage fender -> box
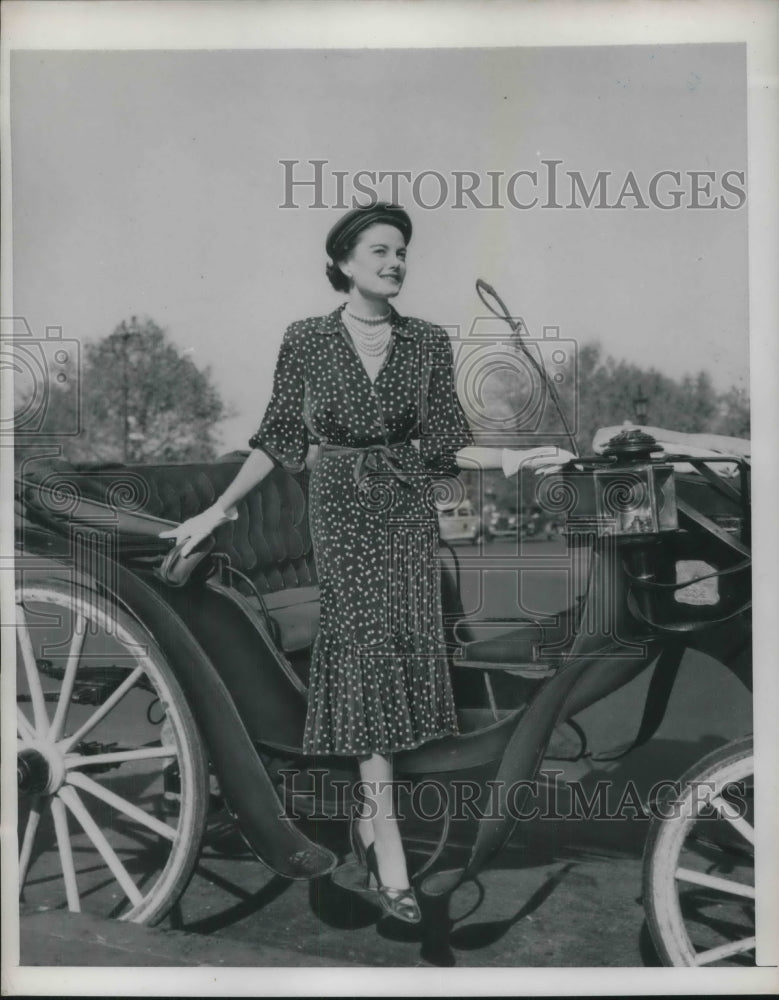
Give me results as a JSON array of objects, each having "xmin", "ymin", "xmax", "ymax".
[
  {"xmin": 139, "ymin": 573, "xmax": 311, "ymax": 752},
  {"xmin": 66, "ymin": 558, "xmax": 337, "ymax": 881}
]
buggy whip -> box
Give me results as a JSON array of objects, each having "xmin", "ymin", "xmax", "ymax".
[{"xmin": 475, "ymin": 278, "xmax": 580, "ymax": 459}]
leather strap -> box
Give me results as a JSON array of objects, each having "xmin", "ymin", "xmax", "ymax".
[
  {"xmin": 676, "ymin": 498, "xmax": 751, "ymax": 557},
  {"xmin": 627, "ymin": 590, "xmax": 751, "ymax": 634},
  {"xmin": 589, "ymin": 643, "xmax": 686, "ymax": 762},
  {"xmin": 623, "ymin": 557, "xmax": 751, "ymax": 593}
]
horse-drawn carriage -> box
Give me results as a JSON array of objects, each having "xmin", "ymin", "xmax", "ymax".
[{"xmin": 14, "ymin": 418, "xmax": 753, "ymax": 966}]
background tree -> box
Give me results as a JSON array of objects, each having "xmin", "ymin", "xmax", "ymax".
[
  {"xmin": 570, "ymin": 347, "xmax": 728, "ymax": 454},
  {"xmin": 14, "ymin": 316, "xmax": 232, "ymax": 466},
  {"xmin": 712, "ymin": 384, "xmax": 750, "ymax": 438}
]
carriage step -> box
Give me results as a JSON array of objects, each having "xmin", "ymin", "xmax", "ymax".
[
  {"xmin": 455, "ymin": 657, "xmax": 557, "ymax": 679},
  {"xmin": 452, "ymin": 608, "xmax": 580, "ymax": 675}
]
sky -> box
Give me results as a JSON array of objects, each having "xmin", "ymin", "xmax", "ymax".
[{"xmin": 10, "ymin": 43, "xmax": 748, "ymax": 452}]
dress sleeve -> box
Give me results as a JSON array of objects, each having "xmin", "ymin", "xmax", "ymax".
[
  {"xmin": 419, "ymin": 327, "xmax": 474, "ymax": 477},
  {"xmin": 248, "ymin": 328, "xmax": 308, "ymax": 473}
]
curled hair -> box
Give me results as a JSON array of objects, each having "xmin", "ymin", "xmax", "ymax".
[
  {"xmin": 325, "ymin": 228, "xmax": 362, "ymax": 293},
  {"xmin": 326, "ymin": 259, "xmax": 351, "ymax": 293}
]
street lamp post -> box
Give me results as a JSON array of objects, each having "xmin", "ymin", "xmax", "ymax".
[
  {"xmin": 633, "ymin": 386, "xmax": 649, "ymax": 425},
  {"xmin": 120, "ymin": 327, "xmax": 130, "ymax": 463},
  {"xmin": 119, "ymin": 317, "xmax": 139, "ymax": 463}
]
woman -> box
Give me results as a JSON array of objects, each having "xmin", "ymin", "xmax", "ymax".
[{"xmin": 161, "ymin": 203, "xmax": 568, "ymax": 924}]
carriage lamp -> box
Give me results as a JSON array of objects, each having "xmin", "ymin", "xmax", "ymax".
[
  {"xmin": 538, "ymin": 428, "xmax": 679, "ymax": 540},
  {"xmin": 594, "ymin": 428, "xmax": 678, "ymax": 538}
]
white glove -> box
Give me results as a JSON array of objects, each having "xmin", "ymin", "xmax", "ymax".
[
  {"xmin": 501, "ymin": 446, "xmax": 577, "ymax": 478},
  {"xmin": 158, "ymin": 500, "xmax": 238, "ymax": 558}
]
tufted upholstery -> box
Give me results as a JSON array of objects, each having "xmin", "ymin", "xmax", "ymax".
[
  {"xmin": 19, "ymin": 452, "xmax": 318, "ymax": 596},
  {"xmin": 18, "ymin": 453, "xmax": 466, "ymax": 671}
]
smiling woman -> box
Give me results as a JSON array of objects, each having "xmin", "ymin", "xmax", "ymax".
[
  {"xmin": 159, "ymin": 201, "xmax": 568, "ymax": 927},
  {"xmin": 324, "ymin": 206, "xmax": 411, "ymax": 383}
]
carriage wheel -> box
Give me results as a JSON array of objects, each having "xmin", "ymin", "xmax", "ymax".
[
  {"xmin": 16, "ymin": 575, "xmax": 209, "ymax": 925},
  {"xmin": 642, "ymin": 735, "xmax": 754, "ymax": 966}
]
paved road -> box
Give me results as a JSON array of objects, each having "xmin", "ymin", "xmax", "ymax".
[{"xmin": 17, "ymin": 539, "xmax": 753, "ymax": 968}]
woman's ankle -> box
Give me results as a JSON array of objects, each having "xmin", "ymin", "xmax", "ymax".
[
  {"xmin": 356, "ymin": 813, "xmax": 374, "ymax": 848},
  {"xmin": 370, "ymin": 834, "xmax": 410, "ymax": 891}
]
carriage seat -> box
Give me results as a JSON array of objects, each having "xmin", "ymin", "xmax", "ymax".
[
  {"xmin": 452, "ymin": 602, "xmax": 580, "ymax": 676},
  {"xmin": 18, "ymin": 452, "xmax": 470, "ymax": 662},
  {"xmin": 17, "ymin": 453, "xmax": 320, "ymax": 654}
]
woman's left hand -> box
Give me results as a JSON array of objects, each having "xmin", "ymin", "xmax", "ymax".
[{"xmin": 501, "ymin": 446, "xmax": 577, "ymax": 478}]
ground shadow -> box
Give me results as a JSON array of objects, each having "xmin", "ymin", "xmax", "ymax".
[
  {"xmin": 170, "ymin": 869, "xmax": 292, "ymax": 935},
  {"xmin": 166, "ymin": 731, "xmax": 747, "ymax": 966}
]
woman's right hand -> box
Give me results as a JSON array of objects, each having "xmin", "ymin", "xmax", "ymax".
[
  {"xmin": 501, "ymin": 446, "xmax": 576, "ymax": 478},
  {"xmin": 158, "ymin": 501, "xmax": 238, "ymax": 558}
]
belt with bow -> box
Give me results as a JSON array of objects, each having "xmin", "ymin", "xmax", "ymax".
[{"xmin": 319, "ymin": 441, "xmax": 412, "ymax": 486}]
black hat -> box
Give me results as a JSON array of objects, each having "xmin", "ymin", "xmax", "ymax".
[{"xmin": 325, "ymin": 203, "xmax": 412, "ymax": 261}]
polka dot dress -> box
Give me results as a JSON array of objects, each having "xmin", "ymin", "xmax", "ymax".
[{"xmin": 249, "ymin": 304, "xmax": 474, "ymax": 756}]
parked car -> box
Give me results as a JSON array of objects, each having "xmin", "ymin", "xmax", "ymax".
[
  {"xmin": 485, "ymin": 507, "xmax": 563, "ymax": 541},
  {"xmin": 438, "ymin": 500, "xmax": 482, "ymax": 544},
  {"xmin": 487, "ymin": 507, "xmax": 518, "ymax": 538},
  {"xmin": 521, "ymin": 508, "xmax": 565, "ymax": 540}
]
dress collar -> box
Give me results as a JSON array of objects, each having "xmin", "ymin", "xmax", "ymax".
[{"xmin": 316, "ymin": 303, "xmax": 416, "ymax": 339}]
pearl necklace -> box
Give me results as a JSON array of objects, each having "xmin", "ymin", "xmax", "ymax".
[
  {"xmin": 342, "ymin": 309, "xmax": 392, "ymax": 357},
  {"xmin": 344, "ymin": 307, "xmax": 392, "ymax": 326}
]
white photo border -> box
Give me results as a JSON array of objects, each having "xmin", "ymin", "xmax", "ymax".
[{"xmin": 2, "ymin": 1, "xmax": 777, "ymax": 996}]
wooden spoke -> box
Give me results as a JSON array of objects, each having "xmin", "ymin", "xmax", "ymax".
[
  {"xmin": 65, "ymin": 746, "xmax": 177, "ymax": 770},
  {"xmin": 709, "ymin": 794, "xmax": 755, "ymax": 847},
  {"xmin": 60, "ymin": 666, "xmax": 144, "ymax": 752},
  {"xmin": 17, "ymin": 708, "xmax": 36, "ymax": 744},
  {"xmin": 18, "ymin": 796, "xmax": 42, "ymax": 892},
  {"xmin": 675, "ymin": 866, "xmax": 754, "ymax": 899},
  {"xmin": 51, "ymin": 796, "xmax": 81, "ymax": 912},
  {"xmin": 59, "ymin": 785, "xmax": 143, "ymax": 908},
  {"xmin": 67, "ymin": 771, "xmax": 177, "ymax": 842},
  {"xmin": 48, "ymin": 617, "xmax": 86, "ymax": 742},
  {"xmin": 694, "ymin": 936, "xmax": 756, "ymax": 966},
  {"xmin": 16, "ymin": 605, "xmax": 49, "ymax": 733}
]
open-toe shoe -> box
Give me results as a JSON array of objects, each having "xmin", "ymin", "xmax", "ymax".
[{"xmin": 364, "ymin": 843, "xmax": 421, "ymax": 925}]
